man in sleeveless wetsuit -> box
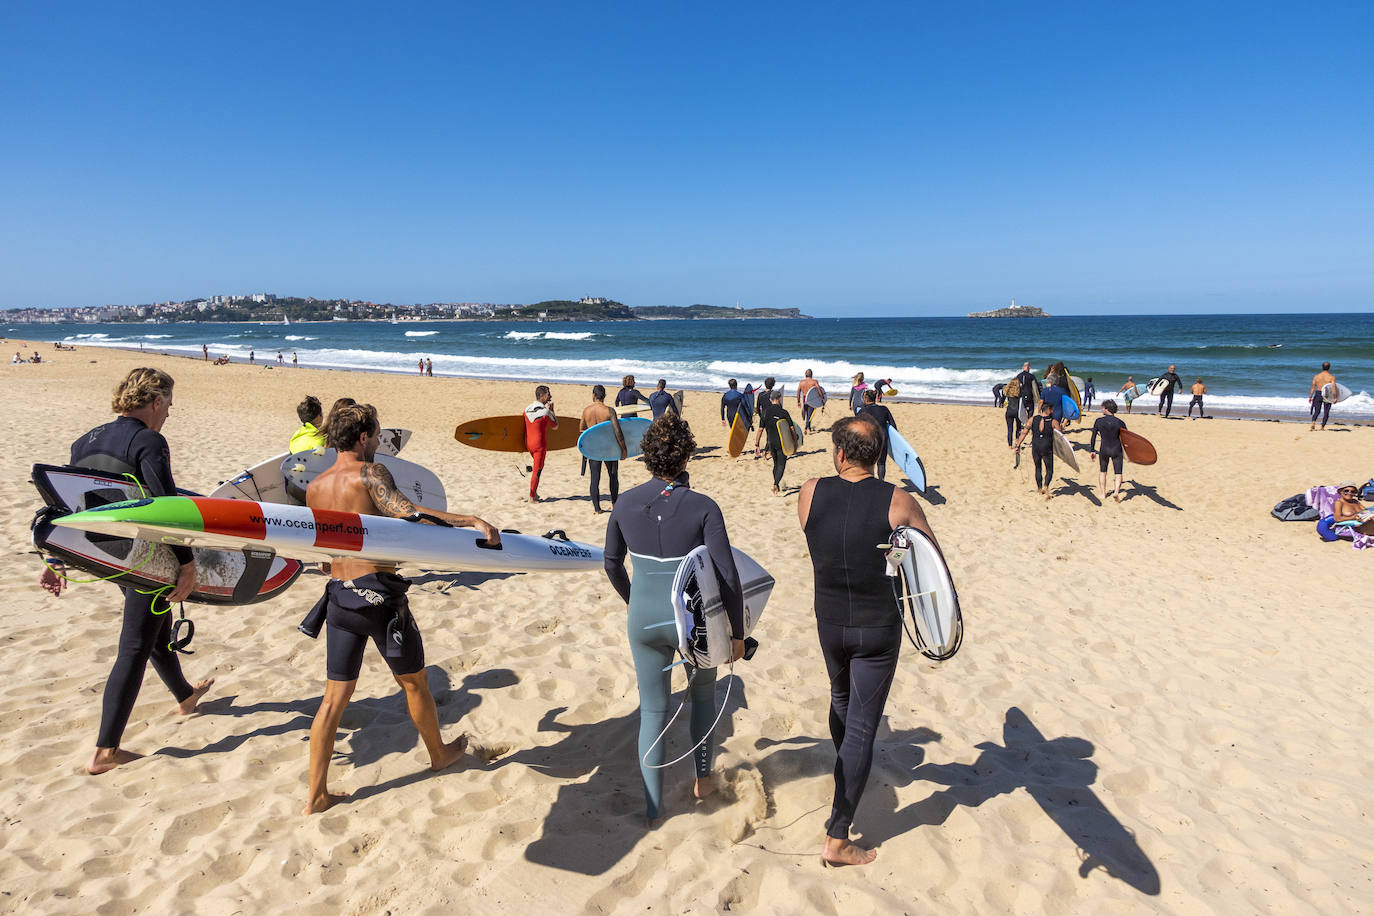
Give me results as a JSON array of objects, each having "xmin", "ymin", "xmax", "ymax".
[
  {"xmin": 1015, "ymin": 362, "xmax": 1040, "ymax": 418},
  {"xmin": 524, "ymin": 384, "xmax": 558, "ymax": 502},
  {"xmin": 1013, "ymin": 399, "xmax": 1060, "ymax": 499},
  {"xmin": 797, "ymin": 414, "xmax": 940, "ymax": 867},
  {"xmin": 1089, "ymin": 399, "xmax": 1128, "ymax": 503},
  {"xmin": 302, "ymin": 403, "xmax": 500, "ymax": 814},
  {"xmin": 580, "ymin": 384, "xmax": 625, "ymax": 513},
  {"xmin": 603, "ymin": 413, "xmax": 745, "ymax": 824},
  {"xmin": 61, "ymin": 368, "xmax": 213, "ymax": 775}
]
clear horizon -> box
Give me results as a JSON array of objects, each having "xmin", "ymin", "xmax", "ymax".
[{"xmin": 2, "ymin": 2, "xmax": 1370, "ymax": 315}]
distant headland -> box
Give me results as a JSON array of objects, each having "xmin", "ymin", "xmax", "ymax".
[
  {"xmin": 968, "ymin": 299, "xmax": 1050, "ymax": 318},
  {"xmin": 4, "ymin": 293, "xmax": 810, "ymax": 324}
]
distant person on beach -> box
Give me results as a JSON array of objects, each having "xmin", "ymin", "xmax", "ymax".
[
  {"xmin": 425, "ymin": 358, "xmax": 433, "ymax": 377},
  {"xmin": 417, "ymin": 358, "xmax": 424, "ymax": 376},
  {"xmin": 580, "ymin": 384, "xmax": 624, "ymax": 513},
  {"xmin": 303, "ymin": 403, "xmax": 499, "ymax": 814},
  {"xmin": 616, "ymin": 375, "xmax": 648, "ymax": 412},
  {"xmin": 1156, "ymin": 365, "xmax": 1182, "ymax": 417},
  {"xmin": 292, "ymin": 351, "xmax": 298, "ymax": 367},
  {"xmin": 1014, "ymin": 362, "xmax": 1040, "ymax": 418},
  {"xmin": 756, "ymin": 389, "xmax": 797, "ymax": 494},
  {"xmin": 797, "ymin": 414, "xmax": 941, "ymax": 867},
  {"xmin": 1118, "ymin": 376, "xmax": 1138, "ymax": 414},
  {"xmin": 524, "ymin": 385, "xmax": 558, "ymax": 502},
  {"xmin": 992, "ymin": 382, "xmax": 1006, "ymax": 408},
  {"xmin": 721, "ymin": 378, "xmax": 749, "ymax": 430},
  {"xmin": 1188, "ymin": 378, "xmax": 1207, "ymax": 419},
  {"xmin": 277, "ymin": 351, "xmax": 284, "ymax": 365},
  {"xmin": 11, "ymin": 351, "xmax": 20, "ymax": 364},
  {"xmin": 1013, "ymin": 399, "xmax": 1059, "ymax": 500},
  {"xmin": 647, "ymin": 378, "xmax": 678, "ymax": 419},
  {"xmin": 202, "ymin": 344, "xmax": 208, "ymax": 360},
  {"xmin": 1308, "ymin": 362, "xmax": 1336, "ymax": 431},
  {"xmin": 603, "ymin": 413, "xmax": 745, "ymax": 825},
  {"xmin": 54, "ymin": 368, "xmax": 213, "ymax": 774},
  {"xmin": 249, "ymin": 348, "xmax": 255, "ymax": 365},
  {"xmin": 797, "ymin": 369, "xmax": 824, "ymax": 432},
  {"xmin": 1083, "ymin": 378, "xmax": 1095, "ymax": 411},
  {"xmin": 750, "ymin": 377, "xmax": 779, "ymax": 454},
  {"xmin": 848, "ymin": 372, "xmax": 869, "ymax": 414},
  {"xmin": 1004, "ymin": 378, "xmax": 1023, "ymax": 447},
  {"xmin": 289, "ymin": 396, "xmax": 327, "ymax": 453},
  {"xmin": 1089, "ymin": 399, "xmax": 1127, "ymax": 503},
  {"xmin": 857, "ymin": 389, "xmax": 895, "ymax": 481}
]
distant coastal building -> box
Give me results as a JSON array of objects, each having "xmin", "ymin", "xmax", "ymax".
[{"xmin": 968, "ymin": 299, "xmax": 1050, "ymax": 318}]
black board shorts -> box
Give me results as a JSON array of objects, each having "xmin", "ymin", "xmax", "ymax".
[{"xmin": 324, "ymin": 572, "xmax": 424, "ymax": 681}]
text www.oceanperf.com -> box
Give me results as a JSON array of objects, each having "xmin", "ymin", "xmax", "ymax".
[{"xmin": 248, "ymin": 514, "xmax": 368, "ymax": 537}]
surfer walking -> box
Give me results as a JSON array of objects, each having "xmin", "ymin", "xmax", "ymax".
[
  {"xmin": 720, "ymin": 378, "xmax": 749, "ymax": 430},
  {"xmin": 53, "ymin": 368, "xmax": 214, "ymax": 775},
  {"xmin": 1118, "ymin": 376, "xmax": 1138, "ymax": 414},
  {"xmin": 797, "ymin": 369, "xmax": 823, "ymax": 431},
  {"xmin": 856, "ymin": 389, "xmax": 895, "ymax": 481},
  {"xmin": 603, "ymin": 413, "xmax": 746, "ymax": 825},
  {"xmin": 1013, "ymin": 400, "xmax": 1061, "ymax": 500},
  {"xmin": 1156, "ymin": 365, "xmax": 1182, "ymax": 418},
  {"xmin": 615, "ymin": 374, "xmax": 648, "ymax": 412},
  {"xmin": 647, "ymin": 378, "xmax": 678, "ymax": 419},
  {"xmin": 1308, "ymin": 362, "xmax": 1336, "ymax": 431},
  {"xmin": 1089, "ymin": 399, "xmax": 1128, "ymax": 503},
  {"xmin": 524, "ymin": 385, "xmax": 558, "ymax": 502},
  {"xmin": 580, "ymin": 384, "xmax": 625, "ymax": 514},
  {"xmin": 797, "ymin": 414, "xmax": 940, "ymax": 867},
  {"xmin": 754, "ymin": 389, "xmax": 797, "ymax": 494},
  {"xmin": 302, "ymin": 403, "xmax": 499, "ymax": 815}
]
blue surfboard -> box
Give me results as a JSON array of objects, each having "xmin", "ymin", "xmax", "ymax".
[
  {"xmin": 887, "ymin": 425, "xmax": 927, "ymax": 493},
  {"xmin": 1061, "ymin": 394, "xmax": 1080, "ymax": 421},
  {"xmin": 742, "ymin": 384, "xmax": 757, "ymax": 425},
  {"xmin": 577, "ymin": 417, "xmax": 652, "ymax": 462}
]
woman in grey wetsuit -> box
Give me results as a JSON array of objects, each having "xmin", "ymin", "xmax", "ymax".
[{"xmin": 604, "ymin": 413, "xmax": 746, "ymax": 823}]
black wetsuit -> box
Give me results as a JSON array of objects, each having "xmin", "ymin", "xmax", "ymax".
[
  {"xmin": 1090, "ymin": 414, "xmax": 1127, "ymax": 474},
  {"xmin": 615, "ymin": 386, "xmax": 645, "ymax": 409},
  {"xmin": 1015, "ymin": 369, "xmax": 1040, "ymax": 415},
  {"xmin": 323, "ymin": 572, "xmax": 424, "ymax": 681},
  {"xmin": 857, "ymin": 403, "xmax": 895, "ymax": 481},
  {"xmin": 758, "ymin": 401, "xmax": 796, "ymax": 487},
  {"xmin": 71, "ymin": 416, "xmax": 196, "ymax": 748},
  {"xmin": 803, "ymin": 475, "xmax": 902, "ymax": 841},
  {"xmin": 589, "ymin": 457, "xmax": 619, "ymax": 512},
  {"xmin": 1084, "ymin": 381, "xmax": 1095, "ymax": 410},
  {"xmin": 1028, "ymin": 414, "xmax": 1055, "ymax": 489},
  {"xmin": 1157, "ymin": 372, "xmax": 1182, "ymax": 417},
  {"xmin": 604, "ymin": 474, "xmax": 743, "ymax": 819},
  {"xmin": 992, "ymin": 383, "xmax": 1005, "ymax": 408},
  {"xmin": 1005, "ymin": 395, "xmax": 1023, "ymax": 447}
]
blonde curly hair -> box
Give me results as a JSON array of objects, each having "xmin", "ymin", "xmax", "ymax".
[{"xmin": 111, "ymin": 368, "xmax": 175, "ymax": 413}]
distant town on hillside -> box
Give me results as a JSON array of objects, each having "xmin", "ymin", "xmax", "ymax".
[{"xmin": 5, "ymin": 294, "xmax": 809, "ymax": 324}]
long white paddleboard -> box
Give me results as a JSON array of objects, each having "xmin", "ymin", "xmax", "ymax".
[
  {"xmin": 887, "ymin": 425, "xmax": 927, "ymax": 492},
  {"xmin": 31, "ymin": 465, "xmax": 301, "ymax": 605},
  {"xmin": 884, "ymin": 525, "xmax": 962, "ymax": 660},
  {"xmin": 53, "ymin": 495, "xmax": 604, "ymax": 574},
  {"xmin": 670, "ymin": 545, "xmax": 773, "ymax": 668},
  {"xmin": 209, "ymin": 427, "xmax": 411, "ymax": 503}
]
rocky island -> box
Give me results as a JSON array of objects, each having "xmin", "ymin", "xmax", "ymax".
[{"xmin": 968, "ymin": 300, "xmax": 1050, "ymax": 318}]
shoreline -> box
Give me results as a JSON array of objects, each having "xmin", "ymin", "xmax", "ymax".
[{"xmin": 34, "ymin": 339, "xmax": 1369, "ymax": 428}]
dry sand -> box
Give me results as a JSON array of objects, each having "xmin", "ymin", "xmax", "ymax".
[{"xmin": 1, "ymin": 345, "xmax": 1370, "ymax": 914}]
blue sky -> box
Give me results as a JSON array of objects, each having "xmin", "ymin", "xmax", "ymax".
[{"xmin": 2, "ymin": 2, "xmax": 1370, "ymax": 315}]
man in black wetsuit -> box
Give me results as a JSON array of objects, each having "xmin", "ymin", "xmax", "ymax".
[
  {"xmin": 755, "ymin": 389, "xmax": 798, "ymax": 494},
  {"xmin": 856, "ymin": 389, "xmax": 896, "ymax": 481},
  {"xmin": 992, "ymin": 383, "xmax": 1006, "ymax": 408},
  {"xmin": 1015, "ymin": 361, "xmax": 1040, "ymax": 418},
  {"xmin": 1089, "ymin": 399, "xmax": 1129, "ymax": 503},
  {"xmin": 797, "ymin": 414, "xmax": 941, "ymax": 867},
  {"xmin": 1157, "ymin": 365, "xmax": 1182, "ymax": 418},
  {"xmin": 60, "ymin": 368, "xmax": 213, "ymax": 775}
]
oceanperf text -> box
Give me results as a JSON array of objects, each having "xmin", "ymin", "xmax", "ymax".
[{"xmin": 248, "ymin": 514, "xmax": 368, "ymax": 537}]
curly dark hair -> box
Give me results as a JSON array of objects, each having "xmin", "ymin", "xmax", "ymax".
[
  {"xmin": 641, "ymin": 413, "xmax": 696, "ymax": 478},
  {"xmin": 326, "ymin": 403, "xmax": 379, "ymax": 450},
  {"xmin": 831, "ymin": 414, "xmax": 883, "ymax": 467}
]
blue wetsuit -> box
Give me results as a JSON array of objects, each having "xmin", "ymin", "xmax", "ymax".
[
  {"xmin": 720, "ymin": 389, "xmax": 748, "ymax": 430},
  {"xmin": 70, "ymin": 416, "xmax": 196, "ymax": 748},
  {"xmin": 648, "ymin": 389, "xmax": 677, "ymax": 419},
  {"xmin": 604, "ymin": 474, "xmax": 743, "ymax": 818}
]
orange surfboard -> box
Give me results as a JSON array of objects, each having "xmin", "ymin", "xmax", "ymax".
[
  {"xmin": 1119, "ymin": 429, "xmax": 1157, "ymax": 466},
  {"xmin": 727, "ymin": 412, "xmax": 748, "ymax": 458},
  {"xmin": 454, "ymin": 416, "xmax": 580, "ymax": 452}
]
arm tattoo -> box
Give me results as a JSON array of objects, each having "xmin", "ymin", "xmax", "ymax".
[{"xmin": 361, "ymin": 463, "xmax": 418, "ymax": 518}]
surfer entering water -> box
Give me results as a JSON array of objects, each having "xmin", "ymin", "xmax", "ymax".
[
  {"xmin": 1156, "ymin": 364, "xmax": 1182, "ymax": 418},
  {"xmin": 1013, "ymin": 400, "xmax": 1060, "ymax": 500},
  {"xmin": 50, "ymin": 369, "xmax": 214, "ymax": 775},
  {"xmin": 302, "ymin": 403, "xmax": 499, "ymax": 815},
  {"xmin": 797, "ymin": 415, "xmax": 942, "ymax": 867},
  {"xmin": 1089, "ymin": 399, "xmax": 1128, "ymax": 504},
  {"xmin": 603, "ymin": 413, "xmax": 746, "ymax": 825},
  {"xmin": 580, "ymin": 384, "xmax": 624, "ymax": 514},
  {"xmin": 797, "ymin": 369, "xmax": 823, "ymax": 432},
  {"xmin": 1308, "ymin": 362, "xmax": 1336, "ymax": 431},
  {"xmin": 524, "ymin": 385, "xmax": 558, "ymax": 502}
]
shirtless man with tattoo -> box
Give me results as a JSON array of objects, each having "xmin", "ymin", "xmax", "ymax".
[{"xmin": 302, "ymin": 402, "xmax": 501, "ymax": 815}]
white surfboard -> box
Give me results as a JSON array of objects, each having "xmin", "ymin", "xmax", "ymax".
[
  {"xmin": 671, "ymin": 545, "xmax": 773, "ymax": 668},
  {"xmin": 1323, "ymin": 382, "xmax": 1353, "ymax": 404},
  {"xmin": 804, "ymin": 385, "xmax": 826, "ymax": 410},
  {"xmin": 210, "ymin": 427, "xmax": 411, "ymax": 503},
  {"xmin": 281, "ymin": 450, "xmax": 447, "ymax": 510},
  {"xmin": 1146, "ymin": 377, "xmax": 1170, "ymax": 396},
  {"xmin": 1052, "ymin": 428, "xmax": 1079, "ymax": 472},
  {"xmin": 885, "ymin": 526, "xmax": 962, "ymax": 660}
]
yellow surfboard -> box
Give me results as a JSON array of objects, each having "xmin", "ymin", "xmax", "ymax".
[{"xmin": 727, "ymin": 412, "xmax": 748, "ymax": 458}]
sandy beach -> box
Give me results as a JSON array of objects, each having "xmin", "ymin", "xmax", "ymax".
[{"xmin": 1, "ymin": 345, "xmax": 1370, "ymax": 914}]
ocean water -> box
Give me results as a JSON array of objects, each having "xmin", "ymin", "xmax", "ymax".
[{"xmin": 10, "ymin": 313, "xmax": 1373, "ymax": 420}]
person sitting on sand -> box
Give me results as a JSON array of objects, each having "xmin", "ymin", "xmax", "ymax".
[
  {"xmin": 302, "ymin": 403, "xmax": 500, "ymax": 815},
  {"xmin": 797, "ymin": 414, "xmax": 943, "ymax": 867},
  {"xmin": 11, "ymin": 352, "xmax": 20, "ymax": 364},
  {"xmin": 524, "ymin": 385, "xmax": 558, "ymax": 502},
  {"xmin": 288, "ymin": 395, "xmax": 327, "ymax": 453},
  {"xmin": 1089, "ymin": 399, "xmax": 1128, "ymax": 503},
  {"xmin": 1332, "ymin": 482, "xmax": 1366, "ymax": 527},
  {"xmin": 580, "ymin": 384, "xmax": 625, "ymax": 513},
  {"xmin": 603, "ymin": 413, "xmax": 745, "ymax": 825},
  {"xmin": 49, "ymin": 368, "xmax": 213, "ymax": 775}
]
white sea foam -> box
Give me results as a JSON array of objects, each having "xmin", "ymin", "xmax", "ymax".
[
  {"xmin": 142, "ymin": 334, "xmax": 172, "ymax": 339},
  {"xmin": 404, "ymin": 330, "xmax": 439, "ymax": 337},
  {"xmin": 502, "ymin": 331, "xmax": 597, "ymax": 341},
  {"xmin": 283, "ymin": 335, "xmax": 318, "ymax": 341}
]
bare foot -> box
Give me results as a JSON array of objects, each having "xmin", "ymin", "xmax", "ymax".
[
  {"xmin": 821, "ymin": 837, "xmax": 877, "ymax": 867},
  {"xmin": 593, "ymin": 507, "xmax": 605, "ymax": 514},
  {"xmin": 646, "ymin": 815, "xmax": 665, "ymax": 830},
  {"xmin": 430, "ymin": 734, "xmax": 469, "ymax": 771},
  {"xmin": 529, "ymin": 495, "xmax": 541, "ymax": 503},
  {"xmin": 303, "ymin": 789, "xmax": 349, "ymax": 815},
  {"xmin": 177, "ymin": 678, "xmax": 215, "ymax": 714},
  {"xmin": 693, "ymin": 776, "xmax": 717, "ymax": 800},
  {"xmin": 1114, "ymin": 495, "xmax": 1122, "ymax": 504},
  {"xmin": 88, "ymin": 747, "xmax": 142, "ymax": 775}
]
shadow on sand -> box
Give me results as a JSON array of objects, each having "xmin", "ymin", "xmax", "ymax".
[{"xmin": 1121, "ymin": 481, "xmax": 1182, "ymax": 510}]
